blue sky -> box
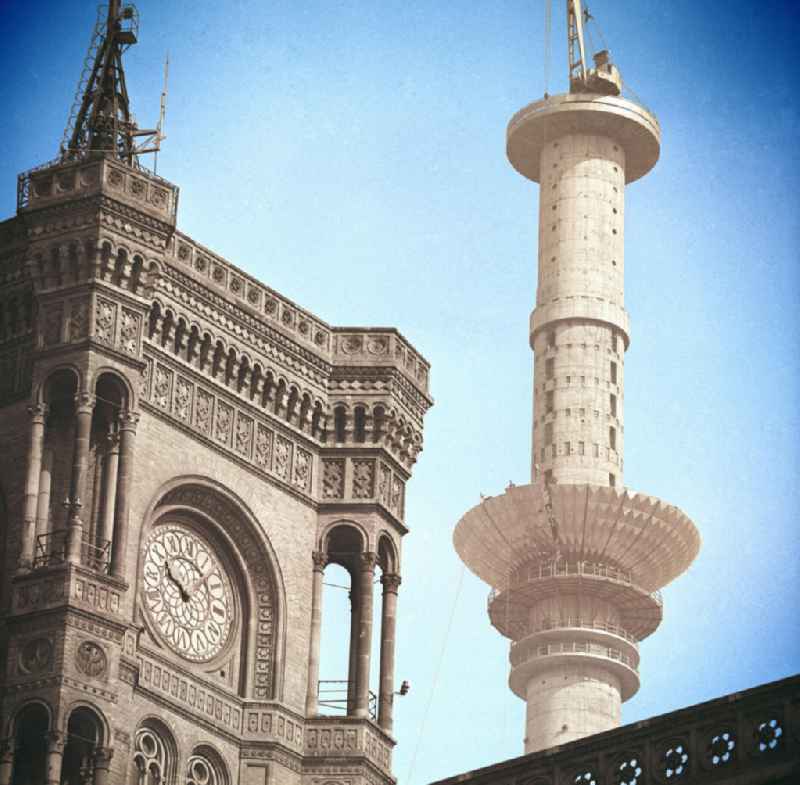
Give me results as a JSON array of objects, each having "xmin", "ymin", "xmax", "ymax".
[{"xmin": 1, "ymin": 1, "xmax": 798, "ymax": 782}]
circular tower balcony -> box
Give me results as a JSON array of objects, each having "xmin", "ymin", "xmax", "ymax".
[{"xmin": 506, "ymin": 92, "xmax": 661, "ymax": 184}]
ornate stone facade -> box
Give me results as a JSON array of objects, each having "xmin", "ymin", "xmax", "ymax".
[{"xmin": 0, "ymin": 15, "xmax": 432, "ymax": 785}]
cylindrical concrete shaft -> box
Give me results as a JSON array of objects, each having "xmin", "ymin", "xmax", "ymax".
[
  {"xmin": 378, "ymin": 573, "xmax": 401, "ymax": 732},
  {"xmin": 531, "ymin": 133, "xmax": 627, "ymax": 487},
  {"xmin": 109, "ymin": 410, "xmax": 139, "ymax": 579},
  {"xmin": 35, "ymin": 447, "xmax": 54, "ymax": 541},
  {"xmin": 305, "ymin": 552, "xmax": 327, "ymax": 716},
  {"xmin": 524, "ymin": 663, "xmax": 621, "ymax": 753},
  {"xmin": 354, "ymin": 552, "xmax": 376, "ymax": 718},
  {"xmin": 96, "ymin": 432, "xmax": 119, "ymax": 548},
  {"xmin": 19, "ymin": 403, "xmax": 47, "ymax": 571}
]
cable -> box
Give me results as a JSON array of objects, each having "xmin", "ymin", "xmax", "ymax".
[
  {"xmin": 405, "ymin": 561, "xmax": 466, "ymax": 785},
  {"xmin": 544, "ymin": 0, "xmax": 552, "ymax": 96}
]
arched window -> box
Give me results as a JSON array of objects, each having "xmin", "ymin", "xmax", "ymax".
[
  {"xmin": 186, "ymin": 747, "xmax": 228, "ymax": 785},
  {"xmin": 61, "ymin": 707, "xmax": 102, "ymax": 785},
  {"xmin": 36, "ymin": 369, "xmax": 79, "ymax": 566},
  {"xmin": 86, "ymin": 373, "xmax": 129, "ymax": 571},
  {"xmin": 11, "ymin": 703, "xmax": 49, "ymax": 785},
  {"xmin": 333, "ymin": 405, "xmax": 346, "ymax": 443},
  {"xmin": 132, "ymin": 723, "xmax": 174, "ymax": 785},
  {"xmin": 319, "ymin": 524, "xmax": 366, "ymax": 716}
]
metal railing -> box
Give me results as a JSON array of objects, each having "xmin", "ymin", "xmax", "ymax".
[
  {"xmin": 33, "ymin": 531, "xmax": 68, "ymax": 569},
  {"xmin": 81, "ymin": 539, "xmax": 111, "ymax": 573},
  {"xmin": 521, "ymin": 616, "xmax": 638, "ymax": 645},
  {"xmin": 317, "ymin": 680, "xmax": 377, "ymax": 720},
  {"xmin": 32, "ymin": 531, "xmax": 111, "ymax": 573},
  {"xmin": 491, "ymin": 559, "xmax": 662, "ymax": 606},
  {"xmin": 512, "ymin": 639, "xmax": 639, "ymax": 672}
]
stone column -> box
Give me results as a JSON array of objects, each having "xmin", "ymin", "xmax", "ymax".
[
  {"xmin": 346, "ymin": 579, "xmax": 360, "ymax": 715},
  {"xmin": 46, "ymin": 731, "xmax": 65, "ymax": 785},
  {"xmin": 378, "ymin": 573, "xmax": 401, "ymax": 733},
  {"xmin": 93, "ymin": 747, "xmax": 113, "ymax": 785},
  {"xmin": 305, "ymin": 551, "xmax": 327, "ymax": 716},
  {"xmin": 96, "ymin": 430, "xmax": 119, "ymax": 550},
  {"xmin": 109, "ymin": 410, "xmax": 139, "ymax": 580},
  {"xmin": 36, "ymin": 447, "xmax": 54, "ymax": 541},
  {"xmin": 65, "ymin": 500, "xmax": 85, "ymax": 565},
  {"xmin": 354, "ymin": 552, "xmax": 377, "ymax": 719},
  {"xmin": 18, "ymin": 403, "xmax": 48, "ymax": 572},
  {"xmin": 0, "ymin": 739, "xmax": 13, "ymax": 785},
  {"xmin": 69, "ymin": 392, "xmax": 95, "ymax": 504},
  {"xmin": 89, "ymin": 447, "xmax": 104, "ymax": 545}
]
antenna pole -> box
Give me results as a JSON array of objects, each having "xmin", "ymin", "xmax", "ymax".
[{"xmin": 154, "ymin": 53, "xmax": 169, "ymax": 175}]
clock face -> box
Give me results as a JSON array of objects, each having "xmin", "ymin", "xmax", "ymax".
[{"xmin": 142, "ymin": 523, "xmax": 234, "ymax": 662}]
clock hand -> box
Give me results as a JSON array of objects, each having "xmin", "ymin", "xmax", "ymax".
[
  {"xmin": 165, "ymin": 558, "xmax": 190, "ymax": 601},
  {"xmin": 185, "ymin": 563, "xmax": 215, "ymax": 596}
]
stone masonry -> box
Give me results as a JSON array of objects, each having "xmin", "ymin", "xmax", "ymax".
[{"xmin": 0, "ymin": 14, "xmax": 432, "ymax": 785}]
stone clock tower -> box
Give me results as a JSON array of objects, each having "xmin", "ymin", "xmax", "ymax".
[{"xmin": 0, "ymin": 4, "xmax": 431, "ymax": 785}]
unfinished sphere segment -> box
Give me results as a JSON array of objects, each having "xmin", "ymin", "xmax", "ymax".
[{"xmin": 454, "ymin": 91, "xmax": 700, "ymax": 754}]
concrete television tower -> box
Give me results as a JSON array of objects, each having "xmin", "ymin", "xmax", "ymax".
[{"xmin": 454, "ymin": 1, "xmax": 700, "ymax": 754}]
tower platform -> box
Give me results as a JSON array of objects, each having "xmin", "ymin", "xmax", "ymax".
[{"xmin": 507, "ymin": 93, "xmax": 661, "ymax": 184}]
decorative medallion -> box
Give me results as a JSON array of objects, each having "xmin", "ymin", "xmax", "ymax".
[
  {"xmin": 340, "ymin": 335, "xmax": 363, "ymax": 354},
  {"xmin": 18, "ymin": 637, "xmax": 53, "ymax": 675},
  {"xmin": 75, "ymin": 640, "xmax": 107, "ymax": 678},
  {"xmin": 366, "ymin": 336, "xmax": 389, "ymax": 355},
  {"xmin": 142, "ymin": 523, "xmax": 235, "ymax": 662}
]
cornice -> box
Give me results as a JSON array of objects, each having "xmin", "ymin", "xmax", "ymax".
[{"xmin": 155, "ymin": 268, "xmax": 330, "ymax": 389}]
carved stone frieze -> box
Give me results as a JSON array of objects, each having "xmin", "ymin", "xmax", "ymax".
[
  {"xmin": 95, "ymin": 297, "xmax": 116, "ymax": 345},
  {"xmin": 319, "ymin": 457, "xmax": 405, "ymax": 520},
  {"xmin": 137, "ymin": 653, "xmax": 242, "ymax": 732},
  {"xmin": 73, "ymin": 574, "xmax": 122, "ymax": 614},
  {"xmin": 352, "ymin": 460, "xmax": 375, "ymax": 499},
  {"xmin": 0, "ymin": 342, "xmax": 33, "ymax": 404},
  {"xmin": 143, "ymin": 353, "xmax": 317, "ymax": 504},
  {"xmin": 322, "ymin": 460, "xmax": 345, "ymax": 500},
  {"xmin": 67, "ymin": 298, "xmax": 89, "ymax": 341},
  {"xmin": 13, "ymin": 575, "xmax": 66, "ymax": 612}
]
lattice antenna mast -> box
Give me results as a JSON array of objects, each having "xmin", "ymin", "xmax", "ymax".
[{"xmin": 60, "ymin": 1, "xmax": 164, "ymax": 166}]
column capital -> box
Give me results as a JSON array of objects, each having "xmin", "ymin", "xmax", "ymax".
[
  {"xmin": 106, "ymin": 428, "xmax": 121, "ymax": 452},
  {"xmin": 45, "ymin": 730, "xmax": 65, "ymax": 753},
  {"xmin": 74, "ymin": 392, "xmax": 96, "ymax": 414},
  {"xmin": 312, "ymin": 551, "xmax": 328, "ymax": 571},
  {"xmin": 381, "ymin": 572, "xmax": 402, "ymax": 594},
  {"xmin": 93, "ymin": 747, "xmax": 114, "ymax": 769},
  {"xmin": 27, "ymin": 402, "xmax": 49, "ymax": 422},
  {"xmin": 0, "ymin": 737, "xmax": 13, "ymax": 762},
  {"xmin": 118, "ymin": 409, "xmax": 141, "ymax": 432},
  {"xmin": 359, "ymin": 551, "xmax": 378, "ymax": 572}
]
